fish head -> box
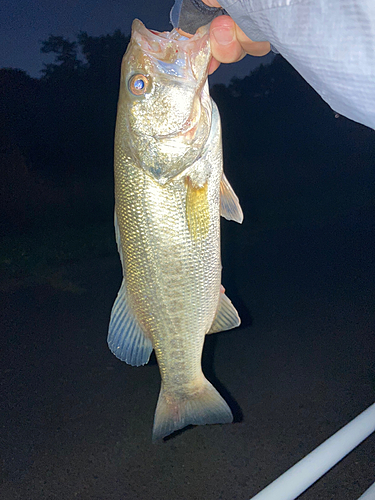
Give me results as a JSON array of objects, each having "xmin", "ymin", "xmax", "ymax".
[{"xmin": 117, "ymin": 19, "xmax": 212, "ymax": 185}]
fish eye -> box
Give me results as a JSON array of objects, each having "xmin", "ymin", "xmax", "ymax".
[{"xmin": 128, "ymin": 74, "xmax": 149, "ymax": 96}]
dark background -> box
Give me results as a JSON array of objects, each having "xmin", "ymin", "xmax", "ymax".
[
  {"xmin": 0, "ymin": 0, "xmax": 274, "ymax": 86},
  {"xmin": 1, "ymin": 28, "xmax": 375, "ymax": 500}
]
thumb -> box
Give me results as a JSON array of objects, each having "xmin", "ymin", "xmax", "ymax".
[{"xmin": 210, "ymin": 16, "xmax": 246, "ymax": 64}]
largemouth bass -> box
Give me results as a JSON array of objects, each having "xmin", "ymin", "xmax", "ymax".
[{"xmin": 108, "ymin": 19, "xmax": 243, "ymax": 441}]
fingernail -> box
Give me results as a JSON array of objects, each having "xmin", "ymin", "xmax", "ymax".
[{"xmin": 211, "ymin": 26, "xmax": 234, "ymax": 46}]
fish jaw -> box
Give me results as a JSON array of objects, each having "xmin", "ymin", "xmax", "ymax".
[
  {"xmin": 116, "ymin": 19, "xmax": 212, "ymax": 184},
  {"xmin": 130, "ymin": 19, "xmax": 211, "ymax": 87}
]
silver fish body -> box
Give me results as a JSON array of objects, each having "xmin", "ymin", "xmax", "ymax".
[{"xmin": 108, "ymin": 20, "xmax": 243, "ymax": 441}]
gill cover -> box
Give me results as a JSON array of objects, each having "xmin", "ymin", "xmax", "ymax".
[{"xmin": 117, "ymin": 19, "xmax": 212, "ymax": 184}]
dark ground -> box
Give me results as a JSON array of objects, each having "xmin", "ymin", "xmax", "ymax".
[{"xmin": 1, "ymin": 205, "xmax": 374, "ymax": 500}]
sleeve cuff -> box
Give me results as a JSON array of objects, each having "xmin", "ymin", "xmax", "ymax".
[{"xmin": 170, "ymin": 0, "xmax": 228, "ymax": 34}]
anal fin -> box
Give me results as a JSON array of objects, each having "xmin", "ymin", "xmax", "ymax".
[{"xmin": 208, "ymin": 289, "xmax": 241, "ymax": 334}]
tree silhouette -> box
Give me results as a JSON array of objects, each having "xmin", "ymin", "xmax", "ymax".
[
  {"xmin": 0, "ymin": 68, "xmax": 40, "ymax": 165},
  {"xmin": 1, "ymin": 34, "xmax": 373, "ymax": 235},
  {"xmin": 40, "ymin": 35, "xmax": 83, "ymax": 80},
  {"xmin": 78, "ymin": 30, "xmax": 129, "ymax": 88},
  {"xmin": 35, "ymin": 31, "xmax": 129, "ymax": 179}
]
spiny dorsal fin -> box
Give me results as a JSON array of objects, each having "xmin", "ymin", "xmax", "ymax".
[
  {"xmin": 220, "ymin": 173, "xmax": 243, "ymax": 224},
  {"xmin": 208, "ymin": 290, "xmax": 241, "ymax": 334}
]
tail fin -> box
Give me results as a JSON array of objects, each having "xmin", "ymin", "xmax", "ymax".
[{"xmin": 152, "ymin": 377, "xmax": 233, "ymax": 441}]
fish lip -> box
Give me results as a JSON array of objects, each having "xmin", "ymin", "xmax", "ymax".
[
  {"xmin": 132, "ymin": 19, "xmax": 211, "ymax": 81},
  {"xmin": 132, "ymin": 18, "xmax": 210, "ymax": 44}
]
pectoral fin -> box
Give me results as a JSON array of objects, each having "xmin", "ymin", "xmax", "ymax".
[
  {"xmin": 108, "ymin": 212, "xmax": 153, "ymax": 366},
  {"xmin": 208, "ymin": 289, "xmax": 241, "ymax": 334},
  {"xmin": 186, "ymin": 177, "xmax": 210, "ymax": 240},
  {"xmin": 220, "ymin": 174, "xmax": 243, "ymax": 224}
]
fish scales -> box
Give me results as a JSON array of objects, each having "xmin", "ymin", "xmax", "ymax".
[
  {"xmin": 115, "ymin": 151, "xmax": 221, "ymax": 383},
  {"xmin": 108, "ymin": 19, "xmax": 243, "ymax": 441}
]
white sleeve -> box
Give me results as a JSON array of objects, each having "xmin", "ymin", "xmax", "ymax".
[{"xmin": 221, "ymin": 0, "xmax": 375, "ymax": 129}]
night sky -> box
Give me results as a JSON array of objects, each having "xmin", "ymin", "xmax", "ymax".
[{"xmin": 0, "ymin": 0, "xmax": 273, "ymax": 85}]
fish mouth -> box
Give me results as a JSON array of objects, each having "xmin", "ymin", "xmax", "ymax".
[
  {"xmin": 133, "ymin": 19, "xmax": 210, "ymax": 46},
  {"xmin": 132, "ymin": 19, "xmax": 211, "ymax": 83},
  {"xmin": 131, "ymin": 21, "xmax": 212, "ymax": 143}
]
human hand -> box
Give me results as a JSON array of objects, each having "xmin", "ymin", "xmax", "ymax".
[{"xmin": 202, "ymin": 0, "xmax": 271, "ymax": 74}]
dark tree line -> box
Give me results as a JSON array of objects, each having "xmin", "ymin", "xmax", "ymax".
[
  {"xmin": 211, "ymin": 57, "xmax": 375, "ymax": 227},
  {"xmin": 0, "ymin": 30, "xmax": 129, "ymax": 184},
  {"xmin": 0, "ymin": 31, "xmax": 129, "ymax": 233},
  {"xmin": 0, "ymin": 30, "xmax": 374, "ymax": 235}
]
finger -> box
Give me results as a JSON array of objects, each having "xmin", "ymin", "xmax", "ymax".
[
  {"xmin": 210, "ymin": 16, "xmax": 246, "ymax": 64},
  {"xmin": 235, "ymin": 24, "xmax": 271, "ymax": 56},
  {"xmin": 208, "ymin": 57, "xmax": 221, "ymax": 75},
  {"xmin": 178, "ymin": 28, "xmax": 221, "ymax": 75},
  {"xmin": 202, "ymin": 0, "xmax": 222, "ymax": 6}
]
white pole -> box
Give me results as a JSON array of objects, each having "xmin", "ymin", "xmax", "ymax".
[
  {"xmin": 357, "ymin": 481, "xmax": 375, "ymax": 500},
  {"xmin": 250, "ymin": 402, "xmax": 375, "ymax": 500}
]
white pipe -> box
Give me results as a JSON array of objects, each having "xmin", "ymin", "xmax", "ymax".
[
  {"xmin": 357, "ymin": 481, "xmax": 375, "ymax": 500},
  {"xmin": 250, "ymin": 402, "xmax": 375, "ymax": 500}
]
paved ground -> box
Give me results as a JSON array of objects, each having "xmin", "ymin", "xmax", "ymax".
[{"xmin": 1, "ymin": 206, "xmax": 374, "ymax": 500}]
